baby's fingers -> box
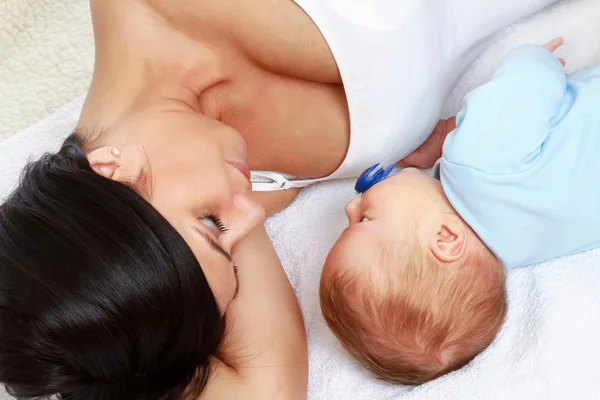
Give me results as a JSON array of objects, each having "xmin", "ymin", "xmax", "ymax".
[{"xmin": 543, "ymin": 37, "xmax": 564, "ymax": 52}]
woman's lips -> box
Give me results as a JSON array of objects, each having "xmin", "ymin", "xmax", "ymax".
[{"xmin": 227, "ymin": 160, "xmax": 251, "ymax": 182}]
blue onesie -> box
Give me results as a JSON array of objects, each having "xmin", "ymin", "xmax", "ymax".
[{"xmin": 436, "ymin": 45, "xmax": 600, "ymax": 269}]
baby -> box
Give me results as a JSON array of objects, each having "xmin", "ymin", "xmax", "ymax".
[{"xmin": 320, "ymin": 38, "xmax": 600, "ymax": 385}]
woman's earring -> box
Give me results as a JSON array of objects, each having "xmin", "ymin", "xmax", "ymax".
[{"xmin": 111, "ymin": 148, "xmax": 121, "ymax": 158}]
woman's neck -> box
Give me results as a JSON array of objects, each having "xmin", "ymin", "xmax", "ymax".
[
  {"xmin": 81, "ymin": 0, "xmax": 349, "ymax": 181},
  {"xmin": 80, "ymin": 0, "xmax": 228, "ymax": 129}
]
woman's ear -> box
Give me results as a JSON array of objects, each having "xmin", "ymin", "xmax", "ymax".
[
  {"xmin": 87, "ymin": 147, "xmax": 122, "ymax": 179},
  {"xmin": 429, "ymin": 218, "xmax": 467, "ymax": 264}
]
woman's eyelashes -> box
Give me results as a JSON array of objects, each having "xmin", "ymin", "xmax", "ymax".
[{"xmin": 199, "ymin": 214, "xmax": 229, "ymax": 235}]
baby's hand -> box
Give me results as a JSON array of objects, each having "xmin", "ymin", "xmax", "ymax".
[
  {"xmin": 543, "ymin": 37, "xmax": 566, "ymax": 67},
  {"xmin": 399, "ymin": 117, "xmax": 457, "ymax": 169}
]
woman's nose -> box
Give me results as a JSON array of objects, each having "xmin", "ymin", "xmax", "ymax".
[
  {"xmin": 221, "ymin": 194, "xmax": 266, "ymax": 253},
  {"xmin": 345, "ymin": 197, "xmax": 362, "ymax": 226}
]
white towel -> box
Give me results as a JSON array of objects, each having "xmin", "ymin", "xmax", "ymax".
[
  {"xmin": 1, "ymin": 0, "xmax": 600, "ymax": 399},
  {"xmin": 268, "ymin": 181, "xmax": 600, "ymax": 400},
  {"xmin": 0, "ymin": 96, "xmax": 83, "ymax": 201}
]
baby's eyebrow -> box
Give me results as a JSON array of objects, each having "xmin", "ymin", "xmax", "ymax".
[{"xmin": 193, "ymin": 226, "xmax": 232, "ymax": 262}]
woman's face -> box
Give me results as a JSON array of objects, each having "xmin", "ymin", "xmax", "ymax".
[{"xmin": 93, "ymin": 104, "xmax": 265, "ymax": 312}]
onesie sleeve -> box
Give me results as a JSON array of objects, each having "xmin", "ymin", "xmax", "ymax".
[{"xmin": 441, "ymin": 45, "xmax": 568, "ymax": 174}]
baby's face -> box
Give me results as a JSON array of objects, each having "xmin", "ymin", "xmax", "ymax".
[{"xmin": 324, "ymin": 168, "xmax": 447, "ymax": 277}]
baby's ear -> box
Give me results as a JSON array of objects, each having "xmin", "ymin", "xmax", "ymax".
[{"xmin": 429, "ymin": 217, "xmax": 467, "ymax": 264}]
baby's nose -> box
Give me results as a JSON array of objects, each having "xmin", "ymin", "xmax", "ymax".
[{"xmin": 345, "ymin": 197, "xmax": 362, "ymax": 225}]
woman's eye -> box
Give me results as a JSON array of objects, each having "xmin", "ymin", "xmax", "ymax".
[
  {"xmin": 361, "ymin": 217, "xmax": 370, "ymax": 222},
  {"xmin": 199, "ymin": 214, "xmax": 228, "ymax": 234}
]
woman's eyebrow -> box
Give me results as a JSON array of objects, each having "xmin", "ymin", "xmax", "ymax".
[{"xmin": 193, "ymin": 226, "xmax": 232, "ymax": 262}]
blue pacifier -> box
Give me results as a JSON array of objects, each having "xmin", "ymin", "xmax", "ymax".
[{"xmin": 355, "ymin": 163, "xmax": 394, "ymax": 194}]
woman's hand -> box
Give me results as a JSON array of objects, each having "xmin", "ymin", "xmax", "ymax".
[{"xmin": 399, "ymin": 117, "xmax": 457, "ymax": 169}]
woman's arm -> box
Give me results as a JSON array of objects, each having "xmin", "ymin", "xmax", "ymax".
[{"xmin": 202, "ymin": 224, "xmax": 308, "ymax": 400}]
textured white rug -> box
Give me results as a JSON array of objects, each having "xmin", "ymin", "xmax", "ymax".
[{"xmin": 0, "ymin": 0, "xmax": 93, "ymax": 141}]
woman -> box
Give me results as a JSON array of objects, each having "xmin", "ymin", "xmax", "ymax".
[{"xmin": 0, "ymin": 0, "xmax": 559, "ymax": 399}]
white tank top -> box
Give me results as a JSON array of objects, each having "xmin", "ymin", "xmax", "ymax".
[{"xmin": 251, "ymin": 0, "xmax": 557, "ymax": 191}]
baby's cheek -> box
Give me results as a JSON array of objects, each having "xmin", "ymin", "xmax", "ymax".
[{"xmin": 322, "ymin": 239, "xmax": 351, "ymax": 280}]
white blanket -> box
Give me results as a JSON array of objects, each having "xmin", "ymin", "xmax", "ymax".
[
  {"xmin": 0, "ymin": 0, "xmax": 93, "ymax": 140},
  {"xmin": 1, "ymin": 0, "xmax": 600, "ymax": 399}
]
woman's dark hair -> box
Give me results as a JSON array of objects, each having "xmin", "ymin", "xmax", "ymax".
[{"xmin": 0, "ymin": 134, "xmax": 224, "ymax": 399}]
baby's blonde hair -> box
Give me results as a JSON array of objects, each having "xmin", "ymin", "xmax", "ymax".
[{"xmin": 320, "ymin": 240, "xmax": 507, "ymax": 385}]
